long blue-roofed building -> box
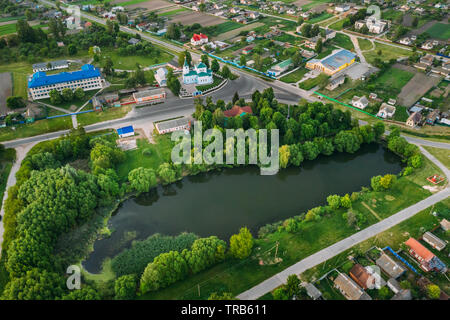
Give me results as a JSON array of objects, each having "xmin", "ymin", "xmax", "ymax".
[{"xmin": 28, "ymin": 64, "xmax": 104, "ymax": 100}]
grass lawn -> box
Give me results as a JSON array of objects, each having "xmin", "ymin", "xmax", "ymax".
[
  {"xmin": 423, "ymin": 146, "xmax": 450, "ymax": 170},
  {"xmin": 301, "ymin": 0, "xmax": 332, "ymax": 11},
  {"xmin": 329, "ymin": 18, "xmax": 347, "ymax": 31},
  {"xmin": 299, "ymin": 73, "xmax": 330, "ymax": 90},
  {"xmin": 0, "ymin": 16, "xmax": 24, "ymax": 23},
  {"xmin": 0, "ymin": 116, "xmax": 72, "ymax": 143},
  {"xmin": 330, "ymin": 33, "xmax": 354, "ymax": 51},
  {"xmin": 280, "ymin": 68, "xmax": 309, "ymax": 83},
  {"xmin": 373, "ymin": 67, "xmax": 415, "ymax": 92},
  {"xmin": 99, "ymin": 48, "xmax": 173, "ymax": 70},
  {"xmin": 77, "ymin": 105, "xmax": 132, "ymax": 128},
  {"xmin": 363, "ymin": 42, "xmax": 412, "ymax": 65},
  {"xmin": 40, "ymin": 89, "xmax": 100, "ymax": 111},
  {"xmin": 381, "ymin": 9, "xmax": 404, "ymax": 22},
  {"xmin": 424, "ymin": 23, "xmax": 450, "ymax": 41},
  {"xmin": 358, "ymin": 38, "xmax": 373, "ymax": 51},
  {"xmin": 308, "ymin": 13, "xmax": 334, "ymax": 24},
  {"xmin": 116, "ymin": 134, "xmax": 174, "ymax": 182}
]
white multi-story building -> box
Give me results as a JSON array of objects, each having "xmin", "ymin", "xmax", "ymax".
[
  {"xmin": 355, "ymin": 17, "xmax": 390, "ymax": 34},
  {"xmin": 28, "ymin": 64, "xmax": 104, "ymax": 100}
]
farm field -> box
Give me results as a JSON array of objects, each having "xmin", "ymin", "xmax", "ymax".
[
  {"xmin": 397, "ymin": 72, "xmax": 441, "ymax": 108},
  {"xmin": 168, "ymin": 11, "xmax": 225, "ymax": 27},
  {"xmin": 373, "ymin": 67, "xmax": 415, "ymax": 93},
  {"xmin": 213, "ymin": 22, "xmax": 264, "ymax": 41},
  {"xmin": 424, "ymin": 22, "xmax": 450, "ymax": 40},
  {"xmin": 300, "ymin": 0, "xmax": 332, "ymax": 11},
  {"xmin": 115, "ymin": 0, "xmax": 171, "ymax": 9},
  {"xmin": 156, "ymin": 8, "xmax": 188, "ymax": 17}
]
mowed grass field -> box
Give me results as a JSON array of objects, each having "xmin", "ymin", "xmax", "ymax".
[
  {"xmin": 373, "ymin": 67, "xmax": 415, "ymax": 92},
  {"xmin": 425, "ymin": 23, "xmax": 450, "ymax": 40},
  {"xmin": 330, "ymin": 33, "xmax": 354, "ymax": 51},
  {"xmin": 280, "ymin": 68, "xmax": 309, "ymax": 83},
  {"xmin": 423, "ymin": 146, "xmax": 450, "ymax": 170},
  {"xmin": 363, "ymin": 42, "xmax": 412, "ymax": 65},
  {"xmin": 116, "ymin": 134, "xmax": 174, "ymax": 181},
  {"xmin": 99, "ymin": 48, "xmax": 173, "ymax": 70}
]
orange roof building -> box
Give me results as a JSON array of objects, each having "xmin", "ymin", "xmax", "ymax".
[
  {"xmin": 223, "ymin": 105, "xmax": 253, "ymax": 118},
  {"xmin": 349, "ymin": 264, "xmax": 376, "ymax": 290},
  {"xmin": 405, "ymin": 238, "xmax": 435, "ymax": 262}
]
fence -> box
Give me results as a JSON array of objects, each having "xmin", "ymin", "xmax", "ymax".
[
  {"xmin": 314, "ymin": 91, "xmax": 382, "ymax": 120},
  {"xmin": 383, "ymin": 246, "xmax": 420, "ymax": 275},
  {"xmin": 205, "ymin": 52, "xmax": 277, "ymax": 79}
]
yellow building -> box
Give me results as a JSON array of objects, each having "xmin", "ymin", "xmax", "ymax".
[{"xmin": 306, "ymin": 49, "xmax": 356, "ymax": 76}]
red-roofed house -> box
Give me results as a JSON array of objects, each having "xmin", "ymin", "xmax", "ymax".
[
  {"xmin": 191, "ymin": 33, "xmax": 209, "ymax": 46},
  {"xmin": 405, "ymin": 238, "xmax": 440, "ymax": 272},
  {"xmin": 223, "ymin": 105, "xmax": 253, "ymax": 118}
]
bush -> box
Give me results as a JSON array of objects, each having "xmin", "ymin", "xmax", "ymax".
[{"xmin": 110, "ymin": 233, "xmax": 198, "ymax": 277}]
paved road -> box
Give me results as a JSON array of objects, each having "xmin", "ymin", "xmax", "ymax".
[{"xmin": 237, "ymin": 147, "xmax": 450, "ymax": 300}]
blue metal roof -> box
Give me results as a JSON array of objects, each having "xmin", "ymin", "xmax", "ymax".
[
  {"xmin": 28, "ymin": 64, "xmax": 101, "ymax": 88},
  {"xmin": 117, "ymin": 126, "xmax": 134, "ymax": 135},
  {"xmin": 321, "ymin": 49, "xmax": 356, "ymax": 70}
]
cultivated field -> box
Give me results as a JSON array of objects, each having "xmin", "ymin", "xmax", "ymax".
[
  {"xmin": 424, "ymin": 22, "xmax": 450, "ymax": 41},
  {"xmin": 168, "ymin": 11, "xmax": 225, "ymax": 27},
  {"xmin": 214, "ymin": 22, "xmax": 264, "ymax": 41},
  {"xmin": 116, "ymin": 0, "xmax": 172, "ymax": 10},
  {"xmin": 0, "ymin": 72, "xmax": 12, "ymax": 115},
  {"xmin": 398, "ymin": 73, "xmax": 441, "ymax": 107}
]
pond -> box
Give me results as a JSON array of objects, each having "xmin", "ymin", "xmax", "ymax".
[{"xmin": 82, "ymin": 143, "xmax": 403, "ymax": 273}]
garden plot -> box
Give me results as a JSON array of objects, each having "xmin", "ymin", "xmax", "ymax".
[
  {"xmin": 117, "ymin": 0, "xmax": 173, "ymax": 10},
  {"xmin": 398, "ymin": 73, "xmax": 441, "ymax": 108},
  {"xmin": 168, "ymin": 11, "xmax": 224, "ymax": 27},
  {"xmin": 214, "ymin": 22, "xmax": 265, "ymax": 41}
]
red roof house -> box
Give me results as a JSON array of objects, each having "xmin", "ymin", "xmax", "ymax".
[
  {"xmin": 191, "ymin": 33, "xmax": 209, "ymax": 46},
  {"xmin": 223, "ymin": 105, "xmax": 253, "ymax": 118},
  {"xmin": 405, "ymin": 238, "xmax": 435, "ymax": 263}
]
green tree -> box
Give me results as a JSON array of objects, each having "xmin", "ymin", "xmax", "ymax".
[
  {"xmin": 74, "ymin": 88, "xmax": 85, "ymax": 100},
  {"xmin": 157, "ymin": 163, "xmax": 178, "ymax": 185},
  {"xmin": 279, "ymin": 145, "xmax": 290, "ymax": 169},
  {"xmin": 327, "ymin": 194, "xmax": 341, "ymax": 210},
  {"xmin": 229, "ymin": 227, "xmax": 253, "ymax": 259},
  {"xmin": 221, "ymin": 65, "xmax": 231, "ymax": 79},
  {"xmin": 427, "ymin": 284, "xmax": 440, "ymax": 300},
  {"xmin": 128, "ymin": 167, "xmax": 157, "ymax": 193},
  {"xmin": 211, "ymin": 59, "xmax": 220, "ymax": 73},
  {"xmin": 61, "ymin": 88, "xmax": 74, "ymax": 102},
  {"xmin": 6, "ymin": 96, "xmax": 26, "ymax": 109},
  {"xmin": 114, "ymin": 275, "xmax": 137, "ymax": 300},
  {"xmin": 340, "ymin": 194, "xmax": 352, "ymax": 209},
  {"xmin": 49, "ymin": 89, "xmax": 62, "ymax": 105}
]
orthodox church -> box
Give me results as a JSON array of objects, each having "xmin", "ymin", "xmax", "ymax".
[{"xmin": 182, "ymin": 58, "xmax": 213, "ymax": 85}]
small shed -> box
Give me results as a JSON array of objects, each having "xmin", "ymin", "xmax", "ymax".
[{"xmin": 117, "ymin": 125, "xmax": 135, "ymax": 138}]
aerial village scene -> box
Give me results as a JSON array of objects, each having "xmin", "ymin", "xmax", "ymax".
[{"xmin": 0, "ymin": 0, "xmax": 448, "ymax": 305}]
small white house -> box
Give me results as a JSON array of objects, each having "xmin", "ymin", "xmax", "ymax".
[{"xmin": 352, "ymin": 96, "xmax": 369, "ymax": 110}]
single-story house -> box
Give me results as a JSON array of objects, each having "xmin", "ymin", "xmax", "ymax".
[
  {"xmin": 155, "ymin": 117, "xmax": 190, "ymax": 134},
  {"xmin": 376, "ymin": 253, "xmax": 406, "ymax": 279},
  {"xmin": 376, "ymin": 103, "xmax": 396, "ymax": 119},
  {"xmin": 391, "ymin": 289, "xmax": 412, "ymax": 300},
  {"xmin": 326, "ymin": 75, "xmax": 346, "ymax": 91},
  {"xmin": 267, "ymin": 59, "xmax": 293, "ymax": 77},
  {"xmin": 304, "ymin": 283, "xmax": 322, "ymax": 300},
  {"xmin": 426, "ymin": 109, "xmax": 440, "ymax": 125},
  {"xmin": 133, "ymin": 88, "xmax": 166, "ymax": 106},
  {"xmin": 440, "ymin": 219, "xmax": 450, "ymax": 232},
  {"xmin": 349, "ymin": 264, "xmax": 376, "ymax": 290},
  {"xmin": 352, "ymin": 96, "xmax": 369, "ymax": 110},
  {"xmin": 155, "ymin": 67, "xmax": 168, "ymax": 87},
  {"xmin": 406, "ymin": 112, "xmax": 422, "ymax": 127},
  {"xmin": 387, "ymin": 278, "xmax": 402, "ymax": 294},
  {"xmin": 422, "ymin": 232, "xmax": 446, "ymax": 251},
  {"xmin": 223, "ymin": 105, "xmax": 253, "ymax": 118},
  {"xmin": 334, "ymin": 273, "xmax": 372, "ymax": 300},
  {"xmin": 117, "ymin": 125, "xmax": 134, "ymax": 138}
]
